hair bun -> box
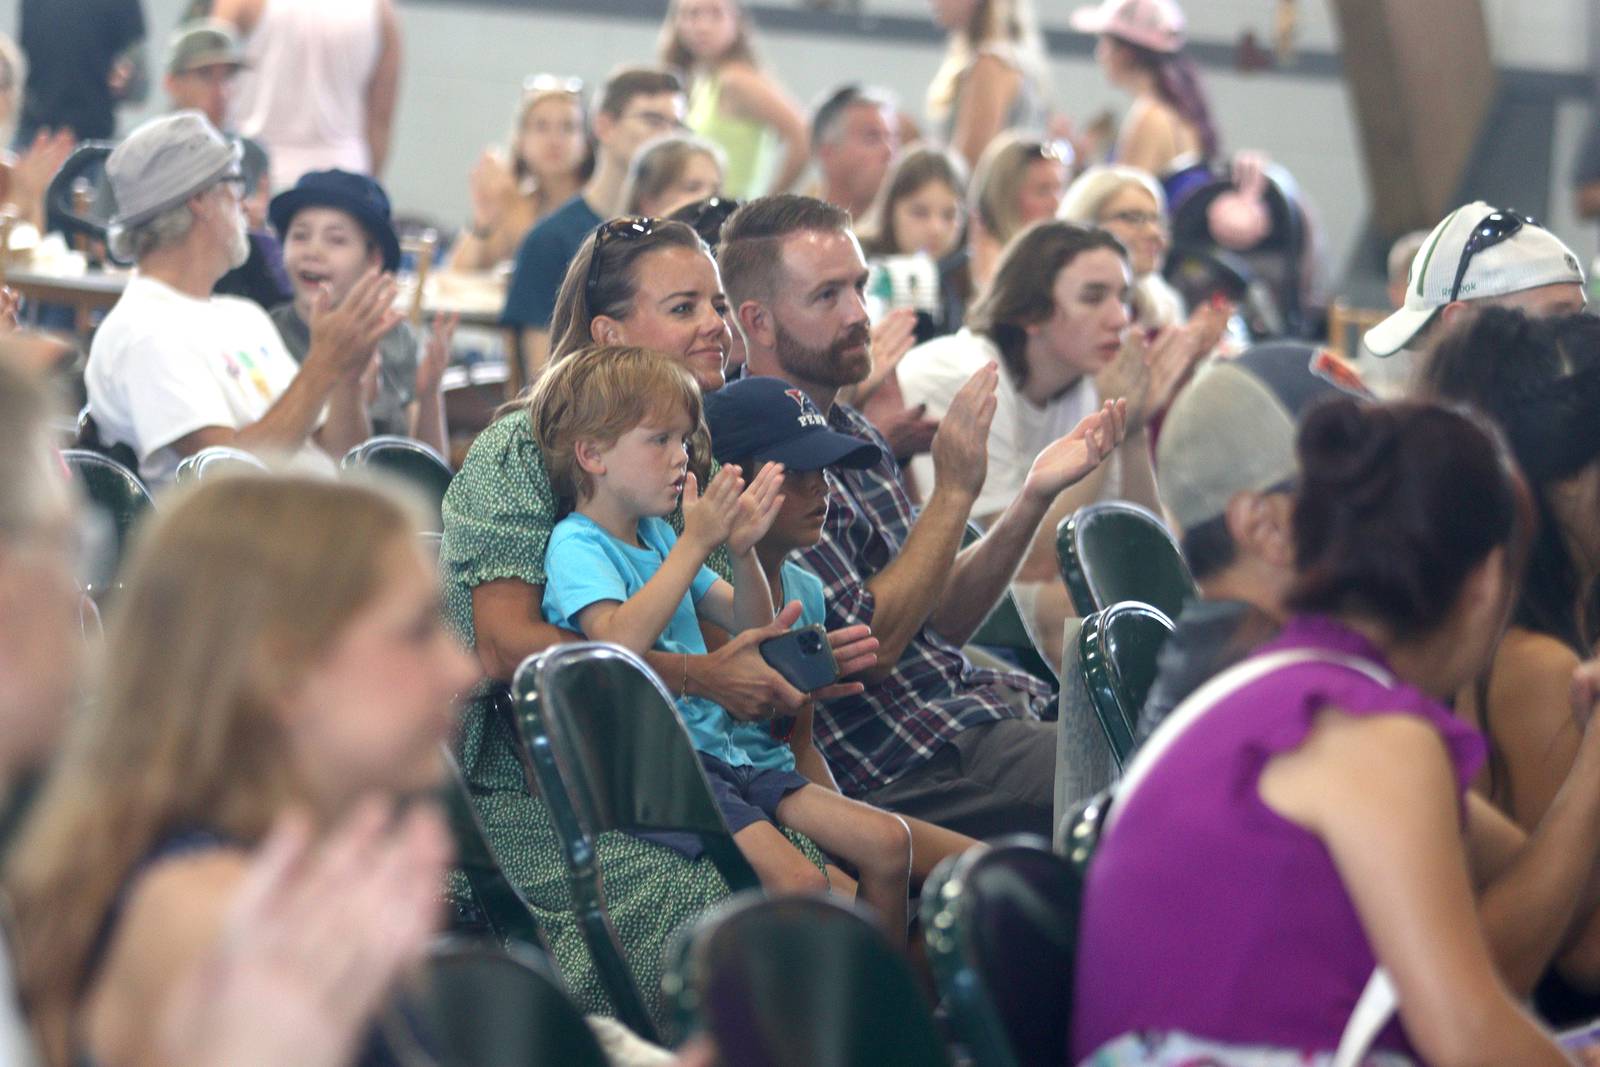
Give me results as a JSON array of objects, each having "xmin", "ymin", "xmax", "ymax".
[{"xmin": 1296, "ymin": 396, "xmax": 1397, "ymax": 507}]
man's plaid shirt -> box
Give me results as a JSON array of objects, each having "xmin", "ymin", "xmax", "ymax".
[{"xmin": 797, "ymin": 403, "xmax": 1052, "ymax": 796}]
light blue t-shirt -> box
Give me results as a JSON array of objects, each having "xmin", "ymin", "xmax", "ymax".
[{"xmin": 542, "ymin": 512, "xmax": 751, "ymax": 767}]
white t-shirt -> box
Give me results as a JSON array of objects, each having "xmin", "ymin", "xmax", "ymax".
[
  {"xmin": 86, "ymin": 274, "xmax": 328, "ymax": 484},
  {"xmin": 898, "ymin": 329, "xmax": 1101, "ymax": 521}
]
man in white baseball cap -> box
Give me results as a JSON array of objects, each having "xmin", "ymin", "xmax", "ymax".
[
  {"xmin": 1363, "ymin": 201, "xmax": 1587, "ymax": 366},
  {"xmin": 84, "ymin": 111, "xmax": 398, "ymax": 483}
]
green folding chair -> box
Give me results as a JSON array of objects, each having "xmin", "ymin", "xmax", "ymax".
[
  {"xmin": 417, "ymin": 941, "xmax": 607, "ymax": 1067},
  {"xmin": 342, "ymin": 435, "xmax": 453, "ymax": 533},
  {"xmin": 1056, "ymin": 502, "xmax": 1196, "ymax": 619},
  {"xmin": 922, "ymin": 836, "xmax": 1083, "ymax": 1067},
  {"xmin": 509, "ymin": 642, "xmax": 761, "ymax": 1044},
  {"xmin": 60, "ymin": 449, "xmax": 153, "ymax": 604},
  {"xmin": 667, "ymin": 892, "xmax": 950, "ymax": 1067},
  {"xmin": 438, "ymin": 747, "xmax": 549, "ymax": 952},
  {"xmin": 962, "ymin": 522, "xmax": 1058, "ymax": 689},
  {"xmin": 1078, "ymin": 601, "xmax": 1174, "ymax": 770}
]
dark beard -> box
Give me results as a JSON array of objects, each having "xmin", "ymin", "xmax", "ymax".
[{"xmin": 772, "ymin": 320, "xmax": 872, "ymax": 389}]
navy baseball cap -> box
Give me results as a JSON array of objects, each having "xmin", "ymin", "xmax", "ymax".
[
  {"xmin": 269, "ymin": 169, "xmax": 402, "ymax": 272},
  {"xmin": 705, "ymin": 376, "xmax": 881, "ymax": 471}
]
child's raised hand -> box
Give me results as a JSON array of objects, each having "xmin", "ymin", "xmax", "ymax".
[
  {"xmin": 681, "ymin": 464, "xmax": 746, "ymax": 553},
  {"xmin": 727, "ymin": 462, "xmax": 786, "ymax": 556}
]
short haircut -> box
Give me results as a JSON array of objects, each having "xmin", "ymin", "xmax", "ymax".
[
  {"xmin": 966, "ymin": 221, "xmax": 1126, "ymax": 388},
  {"xmin": 526, "ymin": 344, "xmax": 704, "ymax": 509},
  {"xmin": 809, "ymin": 83, "xmax": 895, "ymax": 147},
  {"xmin": 597, "ymin": 66, "xmax": 683, "ymax": 120},
  {"xmin": 620, "ymin": 133, "xmax": 725, "ymax": 216},
  {"xmin": 717, "ymin": 194, "xmax": 853, "ymax": 309},
  {"xmin": 970, "ymin": 132, "xmax": 1062, "ymax": 243},
  {"xmin": 1178, "ymin": 512, "xmax": 1238, "ymax": 582},
  {"xmin": 1057, "ymin": 164, "xmax": 1166, "ymax": 228}
]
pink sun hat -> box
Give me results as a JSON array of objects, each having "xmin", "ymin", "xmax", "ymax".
[{"xmin": 1070, "ymin": 0, "xmax": 1187, "ymax": 54}]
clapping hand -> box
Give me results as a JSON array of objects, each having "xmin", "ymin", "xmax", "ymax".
[
  {"xmin": 929, "ymin": 363, "xmax": 998, "ymax": 502},
  {"xmin": 308, "ymin": 269, "xmax": 403, "ymax": 380},
  {"xmin": 158, "ymin": 799, "xmax": 449, "ymax": 1067},
  {"xmin": 681, "ymin": 465, "xmax": 746, "ymax": 554},
  {"xmin": 416, "ymin": 311, "xmax": 457, "ymax": 398},
  {"xmin": 1022, "ymin": 399, "xmax": 1128, "ymax": 504},
  {"xmin": 726, "ymin": 461, "xmax": 786, "ymax": 556},
  {"xmin": 1095, "ymin": 311, "xmax": 1216, "ymax": 434}
]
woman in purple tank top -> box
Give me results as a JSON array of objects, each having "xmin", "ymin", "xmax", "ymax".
[{"xmin": 1073, "ymin": 398, "xmax": 1582, "ymax": 1065}]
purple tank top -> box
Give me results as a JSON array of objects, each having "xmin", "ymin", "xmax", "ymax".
[{"xmin": 1070, "ymin": 615, "xmax": 1486, "ymax": 1061}]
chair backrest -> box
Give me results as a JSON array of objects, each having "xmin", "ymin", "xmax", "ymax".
[
  {"xmin": 1056, "ymin": 502, "xmax": 1196, "ymax": 620},
  {"xmin": 962, "ymin": 521, "xmax": 1058, "ymax": 689},
  {"xmin": 417, "ymin": 941, "xmax": 607, "ymax": 1067},
  {"xmin": 670, "ymin": 892, "xmax": 950, "ymax": 1067},
  {"xmin": 172, "ymin": 445, "xmax": 270, "ymax": 484},
  {"xmin": 1078, "ymin": 601, "xmax": 1174, "ymax": 770},
  {"xmin": 341, "ymin": 435, "xmax": 452, "ymax": 533},
  {"xmin": 60, "ymin": 448, "xmax": 153, "ymax": 603},
  {"xmin": 45, "ymin": 142, "xmax": 116, "ymax": 256},
  {"xmin": 438, "ymin": 747, "xmax": 550, "ymax": 952},
  {"xmin": 510, "ymin": 642, "xmax": 759, "ymax": 1042},
  {"xmin": 923, "ymin": 837, "xmax": 1083, "ymax": 1067},
  {"xmin": 75, "ymin": 408, "xmax": 141, "ymax": 473}
]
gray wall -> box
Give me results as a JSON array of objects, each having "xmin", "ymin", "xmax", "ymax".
[{"xmin": 7, "ymin": 0, "xmax": 1598, "ymax": 275}]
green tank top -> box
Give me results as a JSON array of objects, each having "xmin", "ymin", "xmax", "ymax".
[{"xmin": 687, "ymin": 71, "xmax": 778, "ymax": 199}]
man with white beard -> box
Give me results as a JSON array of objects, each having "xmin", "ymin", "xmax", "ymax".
[{"xmin": 85, "ymin": 111, "xmax": 396, "ymax": 482}]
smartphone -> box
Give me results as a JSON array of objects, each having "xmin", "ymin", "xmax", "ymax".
[{"xmin": 759, "ymin": 624, "xmax": 839, "ymax": 693}]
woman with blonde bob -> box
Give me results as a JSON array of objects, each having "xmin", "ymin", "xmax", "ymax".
[
  {"xmin": 967, "ymin": 131, "xmax": 1069, "ymax": 289},
  {"xmin": 7, "ymin": 476, "xmax": 475, "ymax": 1067},
  {"xmin": 620, "ymin": 133, "xmax": 726, "ymax": 218},
  {"xmin": 1058, "ymin": 163, "xmax": 1184, "ymax": 329}
]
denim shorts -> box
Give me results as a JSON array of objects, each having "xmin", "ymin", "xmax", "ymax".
[{"xmin": 631, "ymin": 754, "xmax": 810, "ymax": 859}]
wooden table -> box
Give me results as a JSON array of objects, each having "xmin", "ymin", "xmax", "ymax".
[{"xmin": 4, "ymin": 262, "xmax": 509, "ymax": 337}]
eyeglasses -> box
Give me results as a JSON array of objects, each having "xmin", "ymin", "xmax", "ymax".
[
  {"xmin": 1101, "ymin": 209, "xmax": 1164, "ymax": 230},
  {"xmin": 680, "ymin": 196, "xmax": 741, "ymax": 250},
  {"xmin": 585, "ymin": 216, "xmax": 658, "ymax": 308},
  {"xmin": 1447, "ymin": 209, "xmax": 1533, "ymax": 303},
  {"xmin": 523, "ymin": 73, "xmax": 584, "ymax": 97}
]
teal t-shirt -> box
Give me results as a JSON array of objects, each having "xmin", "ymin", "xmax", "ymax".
[
  {"xmin": 721, "ymin": 561, "xmax": 828, "ymax": 772},
  {"xmin": 542, "ymin": 512, "xmax": 754, "ymax": 768}
]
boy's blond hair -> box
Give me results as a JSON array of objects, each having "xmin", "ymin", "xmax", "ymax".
[{"xmin": 527, "ymin": 344, "xmax": 705, "ymax": 510}]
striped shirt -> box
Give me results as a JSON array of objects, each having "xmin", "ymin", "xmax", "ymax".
[{"xmin": 798, "ymin": 404, "xmax": 1051, "ymax": 796}]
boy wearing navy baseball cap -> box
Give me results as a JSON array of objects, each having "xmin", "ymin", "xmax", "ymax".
[{"xmin": 704, "ymin": 375, "xmax": 980, "ymax": 887}]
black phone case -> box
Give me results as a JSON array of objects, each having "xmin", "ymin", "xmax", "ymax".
[{"xmin": 759, "ymin": 624, "xmax": 840, "ymax": 692}]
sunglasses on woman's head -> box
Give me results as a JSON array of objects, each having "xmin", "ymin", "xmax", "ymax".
[{"xmin": 586, "ymin": 216, "xmax": 659, "ymax": 308}]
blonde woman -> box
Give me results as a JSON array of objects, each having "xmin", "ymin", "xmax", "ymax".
[
  {"xmin": 967, "ymin": 132, "xmax": 1068, "ymax": 290},
  {"xmin": 659, "ymin": 0, "xmax": 809, "ymax": 198},
  {"xmin": 620, "ymin": 132, "xmax": 725, "ymax": 217},
  {"xmin": 1058, "ymin": 163, "xmax": 1184, "ymax": 329},
  {"xmin": 7, "ymin": 476, "xmax": 477, "ymax": 1067},
  {"xmin": 449, "ymin": 76, "xmax": 591, "ymax": 271},
  {"xmin": 926, "ymin": 0, "xmax": 1049, "ymax": 167}
]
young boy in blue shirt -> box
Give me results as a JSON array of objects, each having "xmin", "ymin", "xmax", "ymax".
[{"xmin": 535, "ymin": 346, "xmax": 916, "ymax": 942}]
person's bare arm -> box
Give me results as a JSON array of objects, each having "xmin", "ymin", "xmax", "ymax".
[
  {"xmin": 364, "ymin": 0, "xmax": 403, "ymax": 178},
  {"xmin": 1477, "ymin": 632, "xmax": 1584, "ymax": 830},
  {"xmin": 928, "ymin": 400, "xmax": 1126, "ymax": 647},
  {"xmin": 473, "ymin": 578, "xmax": 868, "ymax": 720},
  {"xmin": 408, "ymin": 313, "xmax": 454, "ymax": 457},
  {"xmin": 949, "ymin": 52, "xmax": 1021, "ymax": 169},
  {"xmin": 1261, "ymin": 712, "xmax": 1568, "ymax": 1066},
  {"xmin": 518, "ymin": 328, "xmax": 551, "ymax": 382},
  {"xmin": 169, "ymin": 359, "xmax": 346, "ymax": 461},
  {"xmin": 1577, "ymin": 181, "xmax": 1600, "ymax": 221},
  {"xmin": 855, "ymin": 366, "xmax": 996, "ymax": 680},
  {"xmin": 719, "ymin": 64, "xmax": 810, "ymax": 194}
]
